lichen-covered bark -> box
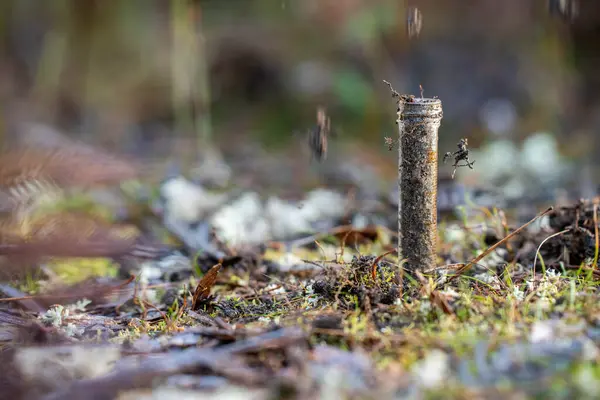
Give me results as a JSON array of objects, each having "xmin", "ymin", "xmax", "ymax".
[{"xmin": 397, "ymin": 98, "xmax": 443, "ymax": 272}]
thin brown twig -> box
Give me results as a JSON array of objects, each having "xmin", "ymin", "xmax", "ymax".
[{"xmin": 447, "ymin": 207, "xmax": 554, "ymax": 283}]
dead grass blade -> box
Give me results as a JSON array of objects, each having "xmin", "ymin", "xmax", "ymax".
[
  {"xmin": 533, "ymin": 229, "xmax": 570, "ymax": 272},
  {"xmin": 371, "ymin": 249, "xmax": 396, "ymax": 280}
]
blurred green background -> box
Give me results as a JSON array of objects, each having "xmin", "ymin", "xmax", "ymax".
[{"xmin": 0, "ymin": 0, "xmax": 598, "ymax": 199}]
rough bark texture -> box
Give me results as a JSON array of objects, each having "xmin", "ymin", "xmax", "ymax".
[{"xmin": 397, "ymin": 98, "xmax": 443, "ymax": 272}]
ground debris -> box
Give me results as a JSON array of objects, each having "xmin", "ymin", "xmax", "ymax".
[
  {"xmin": 312, "ymin": 255, "xmax": 400, "ymax": 310},
  {"xmin": 41, "ymin": 327, "xmax": 307, "ymax": 400},
  {"xmin": 5, "ymin": 134, "xmax": 600, "ymax": 400}
]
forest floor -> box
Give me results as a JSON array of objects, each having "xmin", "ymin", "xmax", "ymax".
[{"xmin": 1, "ymin": 165, "xmax": 600, "ymax": 400}]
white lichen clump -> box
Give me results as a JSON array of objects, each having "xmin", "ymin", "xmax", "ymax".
[{"xmin": 525, "ymin": 269, "xmax": 562, "ymax": 308}]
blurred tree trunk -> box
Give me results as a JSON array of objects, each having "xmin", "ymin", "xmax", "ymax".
[
  {"xmin": 561, "ymin": 2, "xmax": 600, "ymax": 137},
  {"xmin": 558, "ymin": 1, "xmax": 600, "ymax": 190}
]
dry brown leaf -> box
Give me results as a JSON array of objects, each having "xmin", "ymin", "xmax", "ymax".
[
  {"xmin": 192, "ymin": 263, "xmax": 221, "ymax": 310},
  {"xmin": 415, "ymin": 271, "xmax": 454, "ymax": 316}
]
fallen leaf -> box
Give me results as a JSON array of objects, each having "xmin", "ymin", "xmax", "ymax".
[{"xmin": 192, "ymin": 263, "xmax": 221, "ymax": 310}]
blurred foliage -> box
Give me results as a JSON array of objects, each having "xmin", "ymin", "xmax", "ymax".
[
  {"xmin": 47, "ymin": 257, "xmax": 118, "ymax": 285},
  {"xmin": 0, "ymin": 0, "xmax": 597, "ymax": 176}
]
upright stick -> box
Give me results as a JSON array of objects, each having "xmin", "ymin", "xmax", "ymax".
[{"xmin": 395, "ymin": 94, "xmax": 443, "ymax": 272}]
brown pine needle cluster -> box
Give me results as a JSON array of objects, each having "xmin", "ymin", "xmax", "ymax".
[{"xmin": 0, "ymin": 142, "xmax": 164, "ymax": 279}]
